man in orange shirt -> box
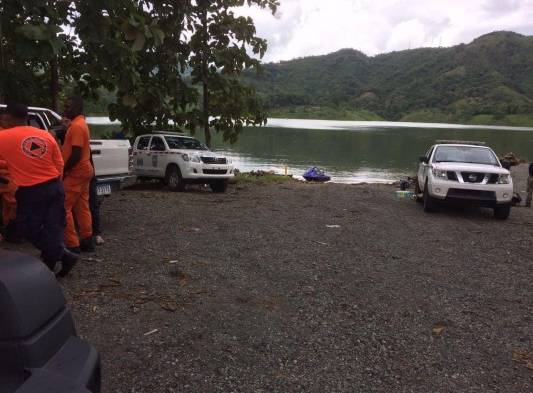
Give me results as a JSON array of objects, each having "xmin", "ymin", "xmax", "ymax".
[
  {"xmin": 62, "ymin": 96, "xmax": 95, "ymax": 253},
  {"xmin": 0, "ymin": 103, "xmax": 78, "ymax": 275}
]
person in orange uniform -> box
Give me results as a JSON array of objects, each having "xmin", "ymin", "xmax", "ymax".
[
  {"xmin": 0, "ymin": 103, "xmax": 78, "ymax": 275},
  {"xmin": 62, "ymin": 96, "xmax": 95, "ymax": 253}
]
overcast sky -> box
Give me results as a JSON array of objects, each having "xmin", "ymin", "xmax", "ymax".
[{"xmin": 239, "ymin": 0, "xmax": 533, "ymax": 63}]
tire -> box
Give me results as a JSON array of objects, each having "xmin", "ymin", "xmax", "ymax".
[
  {"xmin": 210, "ymin": 179, "xmax": 228, "ymax": 193},
  {"xmin": 165, "ymin": 165, "xmax": 185, "ymax": 192},
  {"xmin": 494, "ymin": 204, "xmax": 511, "ymax": 220},
  {"xmin": 414, "ymin": 179, "xmax": 423, "ymax": 203},
  {"xmin": 423, "ymin": 180, "xmax": 437, "ymax": 212}
]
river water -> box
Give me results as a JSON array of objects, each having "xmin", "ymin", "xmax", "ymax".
[{"xmin": 88, "ymin": 117, "xmax": 533, "ymax": 184}]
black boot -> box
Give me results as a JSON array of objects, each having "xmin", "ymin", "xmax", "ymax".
[
  {"xmin": 80, "ymin": 236, "xmax": 95, "ymax": 253},
  {"xmin": 57, "ymin": 249, "xmax": 79, "ymax": 278},
  {"xmin": 67, "ymin": 246, "xmax": 81, "ymax": 254}
]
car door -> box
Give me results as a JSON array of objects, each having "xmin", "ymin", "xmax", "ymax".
[
  {"xmin": 148, "ymin": 136, "xmax": 167, "ymax": 177},
  {"xmin": 418, "ymin": 146, "xmax": 434, "ymax": 190},
  {"xmin": 134, "ymin": 136, "xmax": 152, "ymax": 176}
]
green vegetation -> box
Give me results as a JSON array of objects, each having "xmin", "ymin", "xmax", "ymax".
[
  {"xmin": 235, "ymin": 172, "xmax": 295, "ymax": 185},
  {"xmin": 268, "ymin": 106, "xmax": 383, "ymax": 121},
  {"xmin": 245, "ymin": 31, "xmax": 533, "ymax": 127},
  {"xmin": 0, "ymin": 0, "xmax": 279, "ymax": 142}
]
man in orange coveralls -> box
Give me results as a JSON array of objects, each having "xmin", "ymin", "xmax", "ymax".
[
  {"xmin": 62, "ymin": 96, "xmax": 95, "ymax": 253},
  {"xmin": 0, "ymin": 113, "xmax": 19, "ymax": 242},
  {"xmin": 0, "ymin": 103, "xmax": 78, "ymax": 275}
]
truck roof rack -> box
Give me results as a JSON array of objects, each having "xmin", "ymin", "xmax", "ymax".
[
  {"xmin": 436, "ymin": 140, "xmax": 486, "ymax": 146},
  {"xmin": 152, "ymin": 131, "xmax": 189, "ymax": 136}
]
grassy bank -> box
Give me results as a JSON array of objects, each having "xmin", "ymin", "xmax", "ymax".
[
  {"xmin": 401, "ymin": 110, "xmax": 533, "ymax": 127},
  {"xmin": 267, "ymin": 106, "xmax": 384, "ymax": 121},
  {"xmin": 267, "ymin": 106, "xmax": 533, "ymax": 127},
  {"xmin": 234, "ymin": 172, "xmax": 295, "ymax": 185}
]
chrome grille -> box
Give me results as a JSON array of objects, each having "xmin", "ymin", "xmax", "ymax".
[
  {"xmin": 461, "ymin": 172, "xmax": 485, "ymax": 183},
  {"xmin": 201, "ymin": 156, "xmax": 227, "ymax": 164}
]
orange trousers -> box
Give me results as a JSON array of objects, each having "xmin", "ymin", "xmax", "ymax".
[{"xmin": 64, "ymin": 176, "xmax": 93, "ymax": 248}]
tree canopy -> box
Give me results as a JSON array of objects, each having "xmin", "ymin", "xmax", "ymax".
[{"xmin": 0, "ymin": 0, "xmax": 279, "ymax": 141}]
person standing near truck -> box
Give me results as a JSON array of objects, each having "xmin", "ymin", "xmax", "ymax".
[
  {"xmin": 62, "ymin": 96, "xmax": 95, "ymax": 253},
  {"xmin": 0, "ymin": 103, "xmax": 78, "ymax": 275},
  {"xmin": 526, "ymin": 163, "xmax": 533, "ymax": 207}
]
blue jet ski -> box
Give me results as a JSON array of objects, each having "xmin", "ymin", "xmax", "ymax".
[{"xmin": 303, "ymin": 167, "xmax": 331, "ymax": 182}]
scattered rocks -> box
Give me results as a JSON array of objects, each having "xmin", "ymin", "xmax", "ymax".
[{"xmin": 9, "ymin": 167, "xmax": 528, "ymax": 392}]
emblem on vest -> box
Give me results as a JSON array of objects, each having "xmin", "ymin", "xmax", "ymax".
[{"xmin": 21, "ymin": 137, "xmax": 48, "ymax": 158}]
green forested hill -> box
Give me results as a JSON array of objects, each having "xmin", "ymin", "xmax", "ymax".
[{"xmin": 245, "ymin": 31, "xmax": 533, "ymax": 126}]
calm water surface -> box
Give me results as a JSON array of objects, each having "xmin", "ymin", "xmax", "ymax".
[{"xmin": 89, "ymin": 118, "xmax": 533, "ymax": 183}]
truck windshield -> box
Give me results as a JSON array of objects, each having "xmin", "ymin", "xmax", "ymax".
[
  {"xmin": 165, "ymin": 136, "xmax": 208, "ymax": 150},
  {"xmin": 434, "ymin": 146, "xmax": 499, "ymax": 165}
]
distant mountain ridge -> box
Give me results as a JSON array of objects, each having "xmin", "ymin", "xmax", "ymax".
[{"xmin": 246, "ymin": 31, "xmax": 533, "ymax": 126}]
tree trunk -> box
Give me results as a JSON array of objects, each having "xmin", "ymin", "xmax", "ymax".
[
  {"xmin": 50, "ymin": 57, "xmax": 59, "ymax": 111},
  {"xmin": 200, "ymin": 6, "xmax": 211, "ymax": 148},
  {"xmin": 203, "ymin": 78, "xmax": 211, "ymax": 148}
]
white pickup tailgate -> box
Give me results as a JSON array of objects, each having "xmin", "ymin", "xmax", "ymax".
[{"xmin": 90, "ymin": 139, "xmax": 131, "ymax": 177}]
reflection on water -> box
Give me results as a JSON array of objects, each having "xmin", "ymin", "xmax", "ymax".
[{"xmin": 89, "ymin": 118, "xmax": 533, "ymax": 183}]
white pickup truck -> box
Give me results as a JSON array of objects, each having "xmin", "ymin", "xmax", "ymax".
[
  {"xmin": 416, "ymin": 141, "xmax": 513, "ymax": 219},
  {"xmin": 0, "ymin": 105, "xmax": 135, "ymax": 197},
  {"xmin": 133, "ymin": 132, "xmax": 234, "ymax": 192}
]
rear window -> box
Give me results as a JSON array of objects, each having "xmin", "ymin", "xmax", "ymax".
[
  {"xmin": 136, "ymin": 136, "xmax": 151, "ymax": 150},
  {"xmin": 165, "ymin": 136, "xmax": 207, "ymax": 150}
]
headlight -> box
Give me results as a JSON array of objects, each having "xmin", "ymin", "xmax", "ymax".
[
  {"xmin": 432, "ymin": 168, "xmax": 448, "ymax": 180},
  {"xmin": 497, "ymin": 174, "xmax": 510, "ymax": 184},
  {"xmin": 181, "ymin": 154, "xmax": 190, "ymax": 161},
  {"xmin": 226, "ymin": 157, "xmax": 232, "ymax": 164},
  {"xmin": 190, "ymin": 155, "xmax": 201, "ymax": 163}
]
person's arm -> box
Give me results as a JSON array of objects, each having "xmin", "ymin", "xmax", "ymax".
[
  {"xmin": 63, "ymin": 122, "xmax": 83, "ymax": 177},
  {"xmin": 51, "ymin": 139, "xmax": 65, "ymax": 176},
  {"xmin": 63, "ymin": 146, "xmax": 81, "ymax": 176}
]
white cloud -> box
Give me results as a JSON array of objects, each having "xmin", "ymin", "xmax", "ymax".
[{"xmin": 237, "ymin": 0, "xmax": 533, "ymax": 62}]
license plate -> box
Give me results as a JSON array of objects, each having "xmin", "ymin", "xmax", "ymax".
[{"xmin": 96, "ymin": 184, "xmax": 112, "ymax": 196}]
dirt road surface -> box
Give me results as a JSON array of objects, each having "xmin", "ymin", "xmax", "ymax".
[{"xmin": 3, "ymin": 167, "xmax": 533, "ymax": 392}]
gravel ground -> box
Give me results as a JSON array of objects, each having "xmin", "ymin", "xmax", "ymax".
[{"xmin": 4, "ymin": 166, "xmax": 533, "ymax": 392}]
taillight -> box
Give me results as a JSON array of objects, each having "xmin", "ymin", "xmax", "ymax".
[{"xmin": 128, "ymin": 147, "xmax": 134, "ymax": 173}]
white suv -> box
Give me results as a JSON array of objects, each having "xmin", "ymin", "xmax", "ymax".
[
  {"xmin": 133, "ymin": 133, "xmax": 234, "ymax": 192},
  {"xmin": 416, "ymin": 141, "xmax": 513, "ymax": 219}
]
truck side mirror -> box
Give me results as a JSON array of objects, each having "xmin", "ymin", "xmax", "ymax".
[
  {"xmin": 0, "ymin": 251, "xmax": 101, "ymax": 393},
  {"xmin": 419, "ymin": 156, "xmax": 429, "ymax": 164}
]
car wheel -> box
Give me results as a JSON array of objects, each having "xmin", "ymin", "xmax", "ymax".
[
  {"xmin": 414, "ymin": 179, "xmax": 423, "ymax": 203},
  {"xmin": 494, "ymin": 204, "xmax": 511, "ymax": 220},
  {"xmin": 423, "ymin": 180, "xmax": 437, "ymax": 212},
  {"xmin": 165, "ymin": 165, "xmax": 185, "ymax": 192},
  {"xmin": 210, "ymin": 180, "xmax": 228, "ymax": 193}
]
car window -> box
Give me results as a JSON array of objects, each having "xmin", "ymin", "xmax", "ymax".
[
  {"xmin": 150, "ymin": 136, "xmax": 166, "ymax": 151},
  {"xmin": 137, "ymin": 136, "xmax": 151, "ymax": 150},
  {"xmin": 165, "ymin": 136, "xmax": 208, "ymax": 150},
  {"xmin": 28, "ymin": 114, "xmax": 45, "ymax": 129},
  {"xmin": 41, "ymin": 111, "xmax": 62, "ymax": 127},
  {"xmin": 433, "ymin": 146, "xmax": 498, "ymax": 165}
]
